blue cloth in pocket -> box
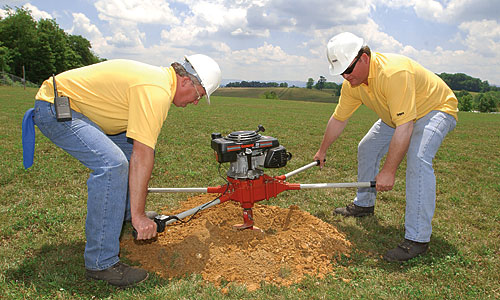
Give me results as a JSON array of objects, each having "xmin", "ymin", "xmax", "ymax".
[{"xmin": 22, "ymin": 108, "xmax": 35, "ymax": 169}]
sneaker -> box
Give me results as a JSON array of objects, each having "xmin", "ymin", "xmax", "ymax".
[
  {"xmin": 86, "ymin": 262, "xmax": 149, "ymax": 287},
  {"xmin": 334, "ymin": 202, "xmax": 374, "ymax": 217},
  {"xmin": 383, "ymin": 239, "xmax": 429, "ymax": 262}
]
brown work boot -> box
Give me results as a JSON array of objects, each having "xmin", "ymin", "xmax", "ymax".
[
  {"xmin": 86, "ymin": 262, "xmax": 148, "ymax": 287},
  {"xmin": 334, "ymin": 202, "xmax": 374, "ymax": 217},
  {"xmin": 383, "ymin": 239, "xmax": 429, "ymax": 262}
]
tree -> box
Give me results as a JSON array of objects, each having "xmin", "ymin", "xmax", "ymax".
[
  {"xmin": 68, "ymin": 35, "xmax": 101, "ymax": 66},
  {"xmin": 0, "ymin": 6, "xmax": 102, "ymax": 84},
  {"xmin": 315, "ymin": 76, "xmax": 326, "ymax": 90},
  {"xmin": 263, "ymin": 91, "xmax": 278, "ymax": 99},
  {"xmin": 306, "ymin": 78, "xmax": 314, "ymax": 89},
  {"xmin": 0, "ymin": 7, "xmax": 40, "ymax": 81},
  {"xmin": 0, "ymin": 43, "xmax": 12, "ymax": 72},
  {"xmin": 458, "ymin": 93, "xmax": 473, "ymax": 112},
  {"xmin": 438, "ymin": 72, "xmax": 491, "ymax": 92},
  {"xmin": 475, "ymin": 93, "xmax": 497, "ymax": 112}
]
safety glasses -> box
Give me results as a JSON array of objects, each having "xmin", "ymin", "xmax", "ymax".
[{"xmin": 341, "ymin": 54, "xmax": 362, "ymax": 76}]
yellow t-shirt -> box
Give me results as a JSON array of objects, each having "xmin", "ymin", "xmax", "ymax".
[
  {"xmin": 333, "ymin": 52, "xmax": 458, "ymax": 128},
  {"xmin": 36, "ymin": 59, "xmax": 176, "ymax": 149}
]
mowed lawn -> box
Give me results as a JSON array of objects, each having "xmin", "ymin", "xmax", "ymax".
[{"xmin": 0, "ymin": 86, "xmax": 499, "ymax": 299}]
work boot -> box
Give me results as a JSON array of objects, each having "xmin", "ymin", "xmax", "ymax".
[
  {"xmin": 383, "ymin": 239, "xmax": 429, "ymax": 262},
  {"xmin": 86, "ymin": 262, "xmax": 149, "ymax": 287},
  {"xmin": 334, "ymin": 202, "xmax": 374, "ymax": 217}
]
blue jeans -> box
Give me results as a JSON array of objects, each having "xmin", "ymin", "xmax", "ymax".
[
  {"xmin": 354, "ymin": 110, "xmax": 456, "ymax": 242},
  {"xmin": 33, "ymin": 100, "xmax": 133, "ymax": 270}
]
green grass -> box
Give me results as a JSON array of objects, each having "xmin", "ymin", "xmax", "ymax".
[{"xmin": 1, "ymin": 85, "xmax": 499, "ymax": 299}]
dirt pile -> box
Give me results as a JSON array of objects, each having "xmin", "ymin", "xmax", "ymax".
[{"xmin": 121, "ymin": 194, "xmax": 351, "ymax": 291}]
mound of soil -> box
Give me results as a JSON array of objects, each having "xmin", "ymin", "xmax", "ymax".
[{"xmin": 121, "ymin": 194, "xmax": 351, "ymax": 291}]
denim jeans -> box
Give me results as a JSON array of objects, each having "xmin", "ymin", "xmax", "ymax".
[
  {"xmin": 33, "ymin": 100, "xmax": 133, "ymax": 270},
  {"xmin": 354, "ymin": 110, "xmax": 456, "ymax": 242}
]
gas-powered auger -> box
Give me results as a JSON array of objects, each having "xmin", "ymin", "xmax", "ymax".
[{"xmin": 134, "ymin": 125, "xmax": 375, "ymax": 238}]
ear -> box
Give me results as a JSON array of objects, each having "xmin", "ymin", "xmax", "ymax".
[
  {"xmin": 180, "ymin": 76, "xmax": 191, "ymax": 87},
  {"xmin": 361, "ymin": 53, "xmax": 369, "ymax": 64}
]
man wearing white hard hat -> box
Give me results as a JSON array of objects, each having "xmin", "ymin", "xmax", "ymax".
[
  {"xmin": 314, "ymin": 32, "xmax": 458, "ymax": 262},
  {"xmin": 22, "ymin": 54, "xmax": 221, "ymax": 286}
]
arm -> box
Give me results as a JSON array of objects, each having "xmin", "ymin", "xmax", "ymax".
[
  {"xmin": 314, "ymin": 116, "xmax": 348, "ymax": 168},
  {"xmin": 129, "ymin": 140, "xmax": 157, "ymax": 240},
  {"xmin": 376, "ymin": 120, "xmax": 413, "ymax": 191}
]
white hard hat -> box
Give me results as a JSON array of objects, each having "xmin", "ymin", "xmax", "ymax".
[
  {"xmin": 326, "ymin": 32, "xmax": 364, "ymax": 76},
  {"xmin": 183, "ymin": 54, "xmax": 221, "ymax": 104}
]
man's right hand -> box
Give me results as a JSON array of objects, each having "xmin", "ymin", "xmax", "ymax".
[
  {"xmin": 314, "ymin": 151, "xmax": 327, "ymax": 169},
  {"xmin": 132, "ymin": 215, "xmax": 157, "ymax": 240}
]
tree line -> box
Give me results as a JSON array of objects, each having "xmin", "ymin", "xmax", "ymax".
[
  {"xmin": 306, "ymin": 73, "xmax": 499, "ymax": 112},
  {"xmin": 0, "ymin": 6, "xmax": 103, "ymax": 85},
  {"xmin": 225, "ymin": 81, "xmax": 289, "ymax": 88},
  {"xmin": 306, "ymin": 76, "xmax": 342, "ymax": 96},
  {"xmin": 438, "ymin": 72, "xmax": 498, "ymax": 93},
  {"xmin": 439, "ymin": 73, "xmax": 499, "ymax": 112}
]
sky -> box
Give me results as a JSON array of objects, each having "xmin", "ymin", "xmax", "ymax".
[{"xmin": 2, "ymin": 0, "xmax": 500, "ymax": 86}]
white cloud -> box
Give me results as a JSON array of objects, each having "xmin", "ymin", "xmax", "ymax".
[
  {"xmin": 231, "ymin": 42, "xmax": 299, "ymax": 64},
  {"xmin": 160, "ymin": 1, "xmax": 251, "ymax": 44},
  {"xmin": 375, "ymin": 0, "xmax": 500, "ymax": 25},
  {"xmin": 69, "ymin": 13, "xmax": 113, "ymax": 56},
  {"xmin": 445, "ymin": 0, "xmax": 500, "ymax": 24},
  {"xmin": 23, "ymin": 3, "xmax": 52, "ymax": 20},
  {"xmin": 458, "ymin": 19, "xmax": 500, "ymax": 56},
  {"xmin": 220, "ymin": 42, "xmax": 314, "ymax": 80},
  {"xmin": 191, "ymin": 1, "xmax": 247, "ymax": 30},
  {"xmin": 413, "ymin": 0, "xmax": 444, "ymax": 21},
  {"xmin": 247, "ymin": 0, "xmax": 371, "ymax": 31},
  {"xmin": 210, "ymin": 41, "xmax": 232, "ymax": 55},
  {"xmin": 408, "ymin": 0, "xmax": 500, "ymax": 25},
  {"xmin": 69, "ymin": 13, "xmax": 101, "ymax": 40},
  {"xmin": 94, "ymin": 0, "xmax": 180, "ymax": 25},
  {"xmin": 94, "ymin": 0, "xmax": 185, "ymax": 52}
]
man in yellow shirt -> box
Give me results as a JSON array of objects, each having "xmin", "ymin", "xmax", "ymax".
[
  {"xmin": 23, "ymin": 54, "xmax": 221, "ymax": 286},
  {"xmin": 314, "ymin": 32, "xmax": 457, "ymax": 262}
]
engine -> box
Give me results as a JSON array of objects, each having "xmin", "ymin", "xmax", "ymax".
[{"xmin": 211, "ymin": 125, "xmax": 291, "ymax": 179}]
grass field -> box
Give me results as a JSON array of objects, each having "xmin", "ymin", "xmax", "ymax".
[
  {"xmin": 1, "ymin": 86, "xmax": 499, "ymax": 299},
  {"xmin": 213, "ymin": 87, "xmax": 339, "ymax": 103}
]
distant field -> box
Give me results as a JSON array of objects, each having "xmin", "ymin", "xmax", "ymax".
[
  {"xmin": 213, "ymin": 87, "xmax": 339, "ymax": 103},
  {"xmin": 1, "ymin": 86, "xmax": 499, "ymax": 299}
]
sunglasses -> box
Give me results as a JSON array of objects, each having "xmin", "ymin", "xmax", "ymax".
[{"xmin": 341, "ymin": 54, "xmax": 361, "ymax": 76}]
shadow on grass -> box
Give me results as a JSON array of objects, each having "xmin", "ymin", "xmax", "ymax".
[
  {"xmin": 3, "ymin": 241, "xmax": 145, "ymax": 298},
  {"xmin": 327, "ymin": 214, "xmax": 458, "ymax": 272}
]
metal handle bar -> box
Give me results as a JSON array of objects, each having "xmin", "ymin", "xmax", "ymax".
[{"xmin": 300, "ymin": 181, "xmax": 376, "ymax": 189}]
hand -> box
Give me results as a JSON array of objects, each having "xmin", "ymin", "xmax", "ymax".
[
  {"xmin": 375, "ymin": 170, "xmax": 395, "ymax": 192},
  {"xmin": 132, "ymin": 215, "xmax": 157, "ymax": 240},
  {"xmin": 314, "ymin": 151, "xmax": 326, "ymax": 169}
]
